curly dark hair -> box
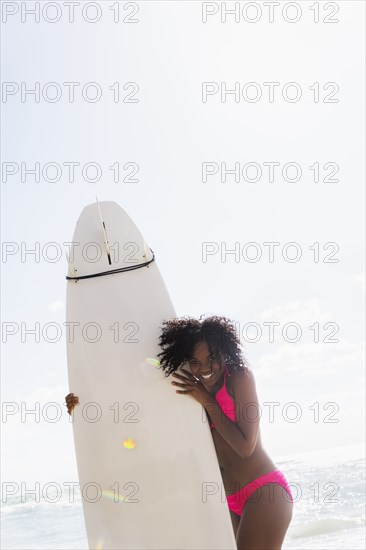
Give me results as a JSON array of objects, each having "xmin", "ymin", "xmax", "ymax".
[{"xmin": 157, "ymin": 314, "xmax": 248, "ymax": 377}]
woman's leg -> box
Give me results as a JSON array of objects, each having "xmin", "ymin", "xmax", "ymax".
[{"xmin": 236, "ymin": 484, "xmax": 293, "ymax": 550}]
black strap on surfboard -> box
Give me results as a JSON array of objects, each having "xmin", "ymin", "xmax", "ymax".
[{"xmin": 65, "ymin": 249, "xmax": 156, "ymax": 281}]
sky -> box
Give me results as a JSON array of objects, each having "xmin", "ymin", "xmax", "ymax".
[{"xmin": 1, "ymin": 0, "xmax": 365, "ymax": 485}]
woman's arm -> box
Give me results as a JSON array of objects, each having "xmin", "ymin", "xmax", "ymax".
[{"xmin": 203, "ymin": 368, "xmax": 260, "ymax": 459}]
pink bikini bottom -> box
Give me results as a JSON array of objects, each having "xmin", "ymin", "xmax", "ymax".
[{"xmin": 226, "ymin": 469, "xmax": 293, "ymax": 517}]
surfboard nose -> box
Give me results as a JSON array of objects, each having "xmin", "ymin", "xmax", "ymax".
[{"xmin": 66, "ymin": 201, "xmax": 154, "ymax": 279}]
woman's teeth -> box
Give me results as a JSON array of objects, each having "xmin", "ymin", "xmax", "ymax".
[{"xmin": 201, "ymin": 372, "xmax": 214, "ymax": 379}]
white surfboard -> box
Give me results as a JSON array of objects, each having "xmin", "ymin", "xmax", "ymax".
[{"xmin": 65, "ymin": 201, "xmax": 237, "ymax": 550}]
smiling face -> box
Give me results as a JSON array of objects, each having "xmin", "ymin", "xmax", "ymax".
[{"xmin": 188, "ymin": 340, "xmax": 226, "ymax": 389}]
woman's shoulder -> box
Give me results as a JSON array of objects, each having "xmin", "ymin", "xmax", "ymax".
[
  {"xmin": 229, "ymin": 366, "xmax": 257, "ymax": 401},
  {"xmin": 229, "ymin": 365, "xmax": 254, "ymax": 388},
  {"xmin": 230, "ymin": 365, "xmax": 252, "ymax": 378}
]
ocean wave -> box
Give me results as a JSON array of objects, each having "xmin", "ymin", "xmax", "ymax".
[
  {"xmin": 1, "ymin": 498, "xmax": 82, "ymax": 516},
  {"xmin": 274, "ymin": 443, "xmax": 365, "ymax": 466},
  {"xmin": 291, "ymin": 517, "xmax": 365, "ymax": 539}
]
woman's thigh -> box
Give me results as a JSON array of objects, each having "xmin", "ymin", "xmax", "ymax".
[{"xmin": 236, "ymin": 484, "xmax": 293, "ymax": 550}]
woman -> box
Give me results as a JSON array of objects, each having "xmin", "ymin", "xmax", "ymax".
[
  {"xmin": 65, "ymin": 314, "xmax": 293, "ymax": 549},
  {"xmin": 156, "ymin": 315, "xmax": 293, "ymax": 549}
]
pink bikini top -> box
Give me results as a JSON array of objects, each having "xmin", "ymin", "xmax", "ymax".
[{"xmin": 210, "ymin": 365, "xmax": 236, "ymax": 430}]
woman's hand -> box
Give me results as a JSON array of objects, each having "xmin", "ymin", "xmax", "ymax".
[
  {"xmin": 65, "ymin": 393, "xmax": 79, "ymax": 415},
  {"xmin": 171, "ymin": 371, "xmax": 214, "ymax": 406}
]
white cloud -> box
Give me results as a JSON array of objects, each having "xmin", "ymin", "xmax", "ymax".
[
  {"xmin": 256, "ymin": 338, "xmax": 365, "ymax": 379},
  {"xmin": 2, "ymin": 384, "xmax": 77, "ymax": 484},
  {"xmin": 48, "ymin": 300, "xmax": 64, "ymax": 312},
  {"xmin": 354, "ymin": 272, "xmax": 365, "ymax": 292},
  {"xmin": 260, "ymin": 298, "xmax": 332, "ymax": 325},
  {"xmin": 2, "ymin": 384, "xmax": 70, "ymax": 431},
  {"xmin": 26, "ymin": 384, "xmax": 69, "ymax": 404}
]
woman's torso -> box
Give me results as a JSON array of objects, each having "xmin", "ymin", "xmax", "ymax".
[{"xmin": 208, "ymin": 370, "xmax": 277, "ymax": 496}]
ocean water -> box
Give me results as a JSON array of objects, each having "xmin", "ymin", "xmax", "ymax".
[
  {"xmin": 1, "ymin": 445, "xmax": 365, "ymax": 550},
  {"xmin": 280, "ymin": 445, "xmax": 365, "ymax": 550}
]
